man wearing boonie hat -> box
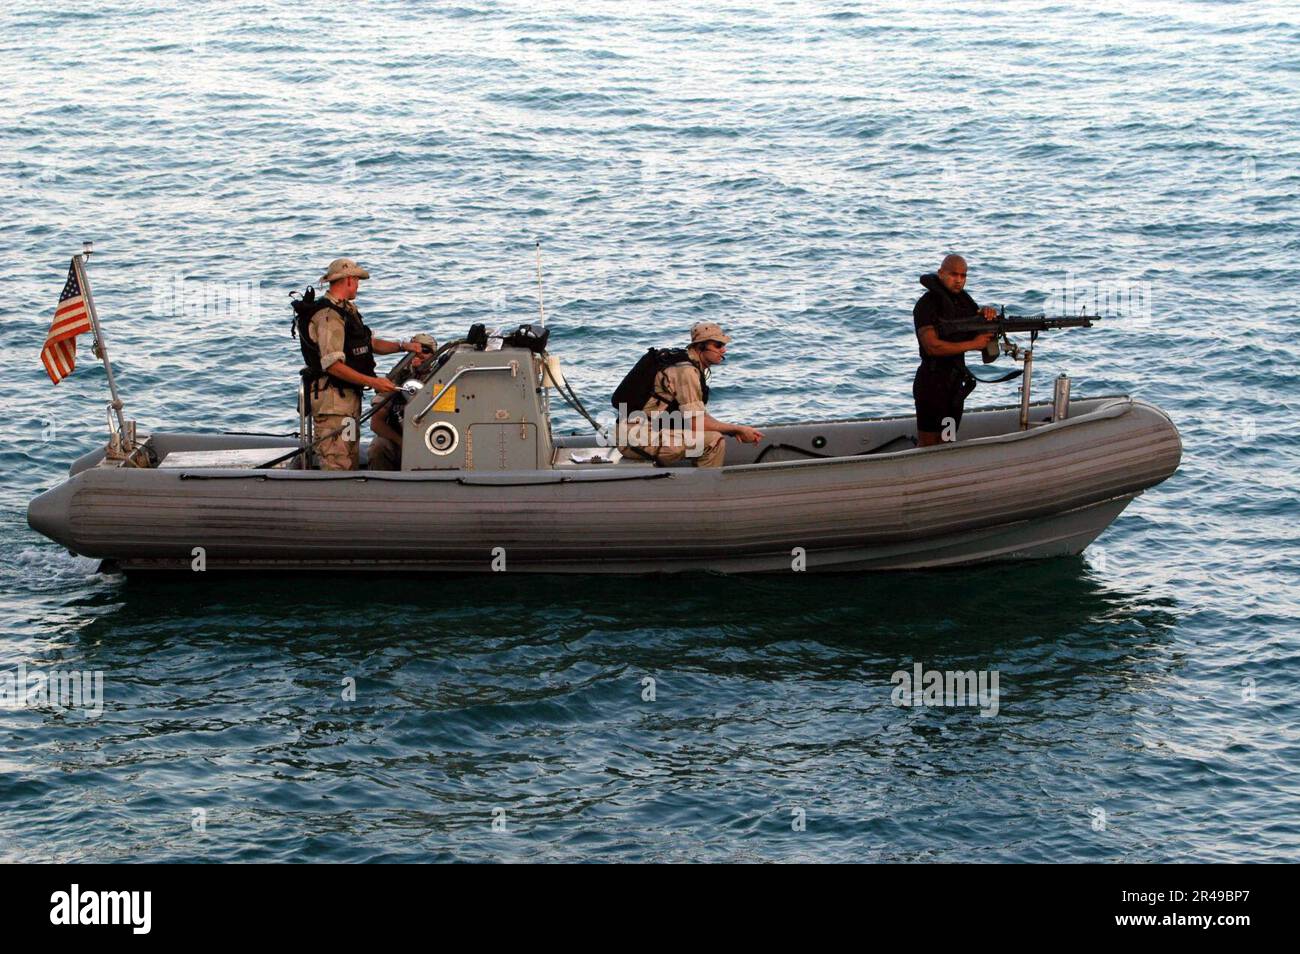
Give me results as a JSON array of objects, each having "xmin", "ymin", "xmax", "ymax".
[
  {"xmin": 366, "ymin": 332, "xmax": 438, "ymax": 471},
  {"xmin": 296, "ymin": 257, "xmax": 429, "ymax": 471},
  {"xmin": 618, "ymin": 321, "xmax": 763, "ymax": 468}
]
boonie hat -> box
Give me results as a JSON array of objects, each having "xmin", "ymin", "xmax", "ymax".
[
  {"xmin": 320, "ymin": 257, "xmax": 371, "ymax": 283},
  {"xmin": 411, "ymin": 333, "xmax": 437, "ymax": 351},
  {"xmin": 690, "ymin": 321, "xmax": 732, "ymax": 345}
]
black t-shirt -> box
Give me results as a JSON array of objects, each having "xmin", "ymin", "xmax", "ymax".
[
  {"xmin": 384, "ymin": 392, "xmax": 407, "ymax": 431},
  {"xmin": 380, "ymin": 362, "xmax": 418, "ymax": 433},
  {"xmin": 913, "ymin": 284, "xmax": 979, "ymax": 371}
]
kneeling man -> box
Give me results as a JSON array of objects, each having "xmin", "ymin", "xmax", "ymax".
[{"xmin": 618, "ymin": 322, "xmax": 763, "ymax": 468}]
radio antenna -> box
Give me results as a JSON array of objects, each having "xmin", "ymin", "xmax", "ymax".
[{"xmin": 535, "ymin": 241, "xmax": 545, "ymax": 328}]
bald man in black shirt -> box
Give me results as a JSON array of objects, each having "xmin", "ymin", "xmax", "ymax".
[{"xmin": 912, "ymin": 254, "xmax": 998, "ymax": 446}]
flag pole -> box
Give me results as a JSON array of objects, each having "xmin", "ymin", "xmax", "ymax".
[{"xmin": 73, "ymin": 243, "xmax": 131, "ymax": 443}]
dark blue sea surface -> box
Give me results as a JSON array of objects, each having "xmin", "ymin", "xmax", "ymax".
[{"xmin": 1, "ymin": 0, "xmax": 1297, "ymax": 861}]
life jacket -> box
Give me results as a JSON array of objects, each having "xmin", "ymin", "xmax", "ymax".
[
  {"xmin": 612, "ymin": 347, "xmax": 709, "ymax": 416},
  {"xmin": 915, "ymin": 274, "xmax": 979, "ymax": 396},
  {"xmin": 917, "ymin": 273, "xmax": 980, "ymax": 347},
  {"xmin": 291, "ymin": 287, "xmax": 376, "ymax": 394}
]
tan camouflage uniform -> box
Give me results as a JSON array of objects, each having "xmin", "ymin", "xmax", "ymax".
[
  {"xmin": 366, "ymin": 434, "xmax": 401, "ymax": 471},
  {"xmin": 620, "ymin": 356, "xmax": 725, "ymax": 468},
  {"xmin": 308, "ymin": 294, "xmax": 363, "ymax": 471},
  {"xmin": 363, "ymin": 332, "xmax": 435, "ymax": 471},
  {"xmin": 365, "ymin": 389, "xmax": 401, "ymax": 471}
]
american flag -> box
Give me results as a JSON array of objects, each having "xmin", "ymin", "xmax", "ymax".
[{"xmin": 41, "ymin": 258, "xmax": 94, "ymax": 384}]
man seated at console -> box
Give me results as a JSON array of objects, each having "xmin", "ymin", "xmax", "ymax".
[{"xmin": 366, "ymin": 333, "xmax": 437, "ymax": 471}]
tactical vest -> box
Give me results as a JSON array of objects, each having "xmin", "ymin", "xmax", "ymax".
[
  {"xmin": 296, "ymin": 294, "xmax": 376, "ymax": 395},
  {"xmin": 916, "ymin": 274, "xmax": 979, "ymax": 368},
  {"xmin": 922, "ymin": 279, "xmax": 977, "ymax": 339},
  {"xmin": 656, "ymin": 358, "xmax": 710, "ymax": 415},
  {"xmin": 613, "ymin": 347, "xmax": 704, "ymax": 415}
]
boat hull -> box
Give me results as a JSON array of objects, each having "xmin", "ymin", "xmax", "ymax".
[{"xmin": 27, "ymin": 397, "xmax": 1181, "ymax": 574}]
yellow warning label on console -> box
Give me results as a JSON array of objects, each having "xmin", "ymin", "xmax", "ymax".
[{"xmin": 430, "ymin": 385, "xmax": 456, "ymax": 413}]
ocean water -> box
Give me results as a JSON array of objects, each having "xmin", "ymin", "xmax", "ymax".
[{"xmin": 1, "ymin": 0, "xmax": 1297, "ymax": 861}]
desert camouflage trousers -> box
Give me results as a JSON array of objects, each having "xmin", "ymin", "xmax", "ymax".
[
  {"xmin": 619, "ymin": 429, "xmax": 725, "ymax": 468},
  {"xmin": 311, "ymin": 387, "xmax": 362, "ymax": 471}
]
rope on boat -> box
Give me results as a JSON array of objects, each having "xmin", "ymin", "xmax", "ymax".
[{"xmin": 176, "ymin": 470, "xmax": 676, "ymax": 484}]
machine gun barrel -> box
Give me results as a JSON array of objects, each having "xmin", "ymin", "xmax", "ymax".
[
  {"xmin": 940, "ymin": 313, "xmax": 1100, "ymax": 337},
  {"xmin": 935, "ymin": 309, "xmax": 1102, "ymax": 429}
]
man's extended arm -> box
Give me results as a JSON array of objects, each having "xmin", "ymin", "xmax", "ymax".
[
  {"xmin": 327, "ymin": 362, "xmax": 397, "ymax": 393},
  {"xmin": 918, "ymin": 326, "xmax": 994, "ymax": 357},
  {"xmin": 664, "ymin": 368, "xmax": 764, "ymax": 444},
  {"xmin": 371, "ymin": 337, "xmax": 423, "ymax": 356},
  {"xmin": 916, "ymin": 296, "xmax": 997, "ymax": 356},
  {"xmin": 313, "ymin": 311, "xmax": 397, "ymax": 393},
  {"xmin": 701, "ymin": 413, "xmax": 763, "ymax": 444}
]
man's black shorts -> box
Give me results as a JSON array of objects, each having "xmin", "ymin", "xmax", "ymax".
[{"xmin": 913, "ymin": 363, "xmax": 973, "ymax": 435}]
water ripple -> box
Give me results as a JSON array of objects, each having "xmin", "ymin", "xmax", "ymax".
[{"xmin": 1, "ymin": 0, "xmax": 1296, "ymax": 862}]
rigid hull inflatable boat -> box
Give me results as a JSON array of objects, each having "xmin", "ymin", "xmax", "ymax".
[{"xmin": 27, "ymin": 339, "xmax": 1182, "ymax": 574}]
